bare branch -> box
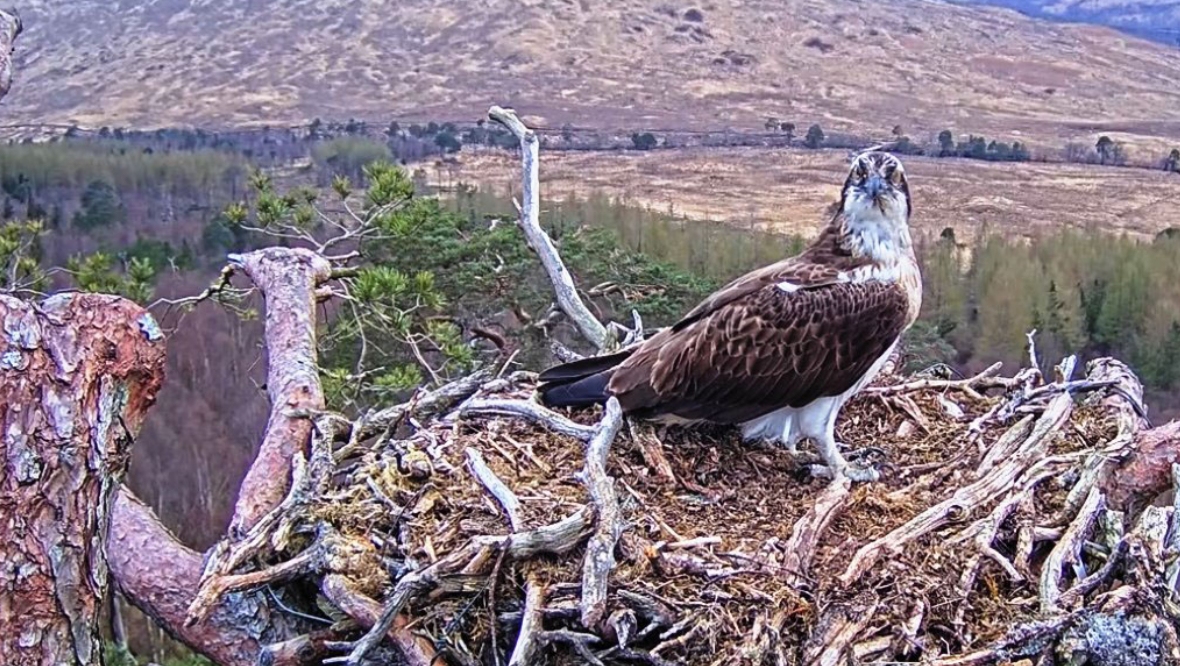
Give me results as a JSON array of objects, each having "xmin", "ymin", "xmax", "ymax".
[
  {"xmin": 1039, "ymin": 487, "xmax": 1105, "ymax": 612},
  {"xmin": 459, "ymin": 398, "xmax": 598, "ymax": 441},
  {"xmin": 581, "ymin": 397, "xmax": 626, "ymax": 629},
  {"xmin": 488, "ymin": 105, "xmax": 610, "ymax": 351},
  {"xmin": 507, "ymin": 576, "xmax": 546, "ymax": 666},
  {"xmin": 338, "ymin": 508, "xmax": 593, "ymax": 665},
  {"xmin": 467, "ymin": 447, "xmax": 524, "ymax": 532},
  {"xmin": 840, "ymin": 393, "xmax": 1073, "ymax": 585},
  {"xmin": 782, "ymin": 477, "xmax": 851, "ymax": 587},
  {"xmin": 320, "ymin": 574, "xmax": 436, "ymax": 666}
]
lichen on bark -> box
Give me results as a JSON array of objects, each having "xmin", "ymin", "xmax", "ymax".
[{"xmin": 1, "ymin": 294, "xmax": 167, "ymax": 666}]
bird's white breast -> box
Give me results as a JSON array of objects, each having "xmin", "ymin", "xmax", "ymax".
[{"xmin": 739, "ymin": 340, "xmax": 898, "ymax": 445}]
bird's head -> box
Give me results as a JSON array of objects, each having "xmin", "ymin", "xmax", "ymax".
[
  {"xmin": 836, "ymin": 151, "xmax": 913, "ymax": 259},
  {"xmin": 840, "ymin": 151, "xmax": 911, "ymax": 223}
]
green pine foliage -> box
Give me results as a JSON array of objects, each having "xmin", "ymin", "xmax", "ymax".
[
  {"xmin": 916, "ymin": 229, "xmax": 1180, "ymax": 387},
  {"xmin": 0, "ymin": 220, "xmax": 48, "ymax": 292},
  {"xmin": 225, "ymin": 161, "xmax": 718, "ymax": 410},
  {"xmin": 66, "ymin": 252, "xmax": 156, "ymax": 304}
]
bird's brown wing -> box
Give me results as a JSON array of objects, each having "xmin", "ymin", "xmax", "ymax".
[
  {"xmin": 608, "ymin": 279, "xmax": 910, "ymax": 424},
  {"xmin": 671, "ymin": 258, "xmax": 851, "ymax": 333}
]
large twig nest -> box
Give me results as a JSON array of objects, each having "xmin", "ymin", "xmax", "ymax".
[{"xmin": 182, "ymin": 353, "xmax": 1180, "ymax": 666}]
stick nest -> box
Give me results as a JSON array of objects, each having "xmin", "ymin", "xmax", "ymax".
[{"xmin": 194, "ymin": 357, "xmax": 1180, "ymax": 666}]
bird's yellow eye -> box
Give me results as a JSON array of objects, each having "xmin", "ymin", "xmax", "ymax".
[
  {"xmin": 855, "ymin": 163, "xmax": 868, "ymax": 179},
  {"xmin": 889, "ymin": 167, "xmax": 904, "ymax": 185}
]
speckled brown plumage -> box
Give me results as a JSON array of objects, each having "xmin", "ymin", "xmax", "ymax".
[
  {"xmin": 610, "ymin": 277, "xmax": 910, "ymax": 423},
  {"xmin": 539, "ymin": 152, "xmax": 923, "ymax": 465}
]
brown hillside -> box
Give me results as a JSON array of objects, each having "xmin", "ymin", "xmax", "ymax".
[{"xmin": 6, "ymin": 0, "xmax": 1180, "ymax": 153}]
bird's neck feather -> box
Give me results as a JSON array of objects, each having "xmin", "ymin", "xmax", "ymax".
[{"xmin": 837, "ymin": 207, "xmax": 913, "ymax": 265}]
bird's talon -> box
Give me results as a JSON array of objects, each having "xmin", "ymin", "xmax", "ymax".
[
  {"xmin": 808, "ymin": 462, "xmax": 881, "ymax": 483},
  {"xmin": 844, "ymin": 463, "xmax": 881, "ymax": 483}
]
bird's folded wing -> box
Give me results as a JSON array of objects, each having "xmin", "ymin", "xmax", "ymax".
[
  {"xmin": 611, "ymin": 279, "xmax": 910, "ymax": 423},
  {"xmin": 672, "ymin": 259, "xmax": 856, "ymax": 332}
]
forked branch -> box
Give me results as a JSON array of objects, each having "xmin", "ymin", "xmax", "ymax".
[{"xmin": 488, "ymin": 105, "xmax": 611, "ymax": 351}]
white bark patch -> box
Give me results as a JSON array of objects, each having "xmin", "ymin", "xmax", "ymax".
[
  {"xmin": 1, "ymin": 349, "xmax": 24, "ymax": 370},
  {"xmin": 2, "ymin": 297, "xmax": 41, "ymax": 349},
  {"xmin": 137, "ymin": 313, "xmax": 163, "ymax": 342},
  {"xmin": 7, "ymin": 418, "xmax": 43, "ymax": 484}
]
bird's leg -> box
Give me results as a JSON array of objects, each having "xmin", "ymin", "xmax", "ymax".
[{"xmin": 810, "ymin": 427, "xmax": 881, "ymax": 483}]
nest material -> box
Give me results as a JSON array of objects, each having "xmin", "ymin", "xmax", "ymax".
[{"xmin": 188, "ymin": 356, "xmax": 1180, "ymax": 666}]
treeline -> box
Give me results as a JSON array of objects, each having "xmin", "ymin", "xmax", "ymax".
[
  {"xmin": 24, "ymin": 117, "xmax": 1180, "ymax": 174},
  {"xmin": 920, "ymin": 227, "xmax": 1180, "ymax": 393},
  {"xmin": 0, "ymin": 143, "xmax": 244, "ymax": 196},
  {"xmin": 7, "ymin": 137, "xmax": 1180, "ymax": 409}
]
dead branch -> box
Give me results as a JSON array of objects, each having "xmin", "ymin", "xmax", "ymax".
[
  {"xmin": 508, "ymin": 575, "xmax": 547, "ymax": 666},
  {"xmin": 459, "ymin": 398, "xmax": 598, "ymax": 441},
  {"xmin": 629, "ymin": 422, "xmax": 679, "ymax": 485},
  {"xmin": 357, "ymin": 368, "xmax": 493, "ymax": 440},
  {"xmin": 802, "ymin": 591, "xmax": 879, "ymax": 666},
  {"xmin": 1039, "ymin": 487, "xmax": 1105, "ymax": 612},
  {"xmin": 866, "ymin": 361, "xmax": 1007, "ymax": 398},
  {"xmin": 782, "ymin": 477, "xmax": 851, "ymax": 587},
  {"xmin": 467, "ymin": 447, "xmax": 524, "ymax": 532},
  {"xmin": 320, "ymin": 574, "xmax": 437, "ymax": 666},
  {"xmin": 488, "ymin": 105, "xmax": 610, "ymax": 351},
  {"xmin": 840, "ymin": 392, "xmax": 1074, "ymax": 586},
  {"xmin": 581, "ymin": 397, "xmax": 626, "ymax": 629},
  {"xmin": 337, "ymin": 507, "xmax": 594, "ymax": 665}
]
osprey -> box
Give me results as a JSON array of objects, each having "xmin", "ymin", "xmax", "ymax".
[{"xmin": 538, "ymin": 151, "xmax": 923, "ymax": 481}]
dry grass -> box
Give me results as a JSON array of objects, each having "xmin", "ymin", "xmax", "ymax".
[
  {"xmin": 8, "ymin": 0, "xmax": 1180, "ymax": 155},
  {"xmin": 437, "ymin": 147, "xmax": 1180, "ymax": 243}
]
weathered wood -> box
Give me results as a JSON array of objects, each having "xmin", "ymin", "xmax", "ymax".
[
  {"xmin": 488, "ymin": 105, "xmax": 610, "ymax": 351},
  {"xmin": 1, "ymin": 294, "xmax": 165, "ymax": 665},
  {"xmin": 580, "ymin": 397, "xmax": 625, "ymax": 629},
  {"xmin": 320, "ymin": 574, "xmax": 437, "ymax": 666}
]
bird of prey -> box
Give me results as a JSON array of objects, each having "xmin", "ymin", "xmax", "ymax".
[{"xmin": 537, "ymin": 151, "xmax": 923, "ymax": 482}]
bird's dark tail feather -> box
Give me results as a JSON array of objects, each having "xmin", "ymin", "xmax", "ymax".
[{"xmin": 537, "ymin": 350, "xmax": 633, "ymax": 408}]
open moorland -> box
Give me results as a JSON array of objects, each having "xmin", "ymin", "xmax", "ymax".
[{"xmin": 435, "ymin": 147, "xmax": 1180, "ymax": 242}]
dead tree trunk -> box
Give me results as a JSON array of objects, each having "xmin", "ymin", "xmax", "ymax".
[{"xmin": 0, "ymin": 294, "xmax": 166, "ymax": 665}]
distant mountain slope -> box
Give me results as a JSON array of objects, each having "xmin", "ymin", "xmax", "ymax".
[
  {"xmin": 955, "ymin": 0, "xmax": 1180, "ymax": 45},
  {"xmin": 4, "ymin": 0, "xmax": 1180, "ymax": 154}
]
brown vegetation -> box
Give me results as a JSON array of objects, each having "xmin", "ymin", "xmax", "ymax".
[
  {"xmin": 7, "ymin": 0, "xmax": 1180, "ymax": 154},
  {"xmin": 436, "ymin": 148, "xmax": 1180, "ymax": 244}
]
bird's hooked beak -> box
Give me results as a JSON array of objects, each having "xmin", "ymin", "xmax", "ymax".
[
  {"xmin": 864, "ymin": 174, "xmax": 886, "ymax": 198},
  {"xmin": 864, "ymin": 174, "xmax": 887, "ymax": 211}
]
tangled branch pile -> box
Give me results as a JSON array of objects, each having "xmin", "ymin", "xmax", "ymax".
[{"xmin": 183, "ymin": 345, "xmax": 1179, "ymax": 666}]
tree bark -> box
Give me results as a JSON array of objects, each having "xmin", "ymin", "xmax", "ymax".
[
  {"xmin": 1102, "ymin": 419, "xmax": 1180, "ymax": 510},
  {"xmin": 109, "ymin": 488, "xmax": 295, "ymax": 666},
  {"xmin": 1, "ymin": 294, "xmax": 166, "ymax": 665},
  {"xmin": 0, "ymin": 9, "xmax": 21, "ymax": 99},
  {"xmin": 110, "ymin": 248, "xmax": 333, "ymax": 666}
]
